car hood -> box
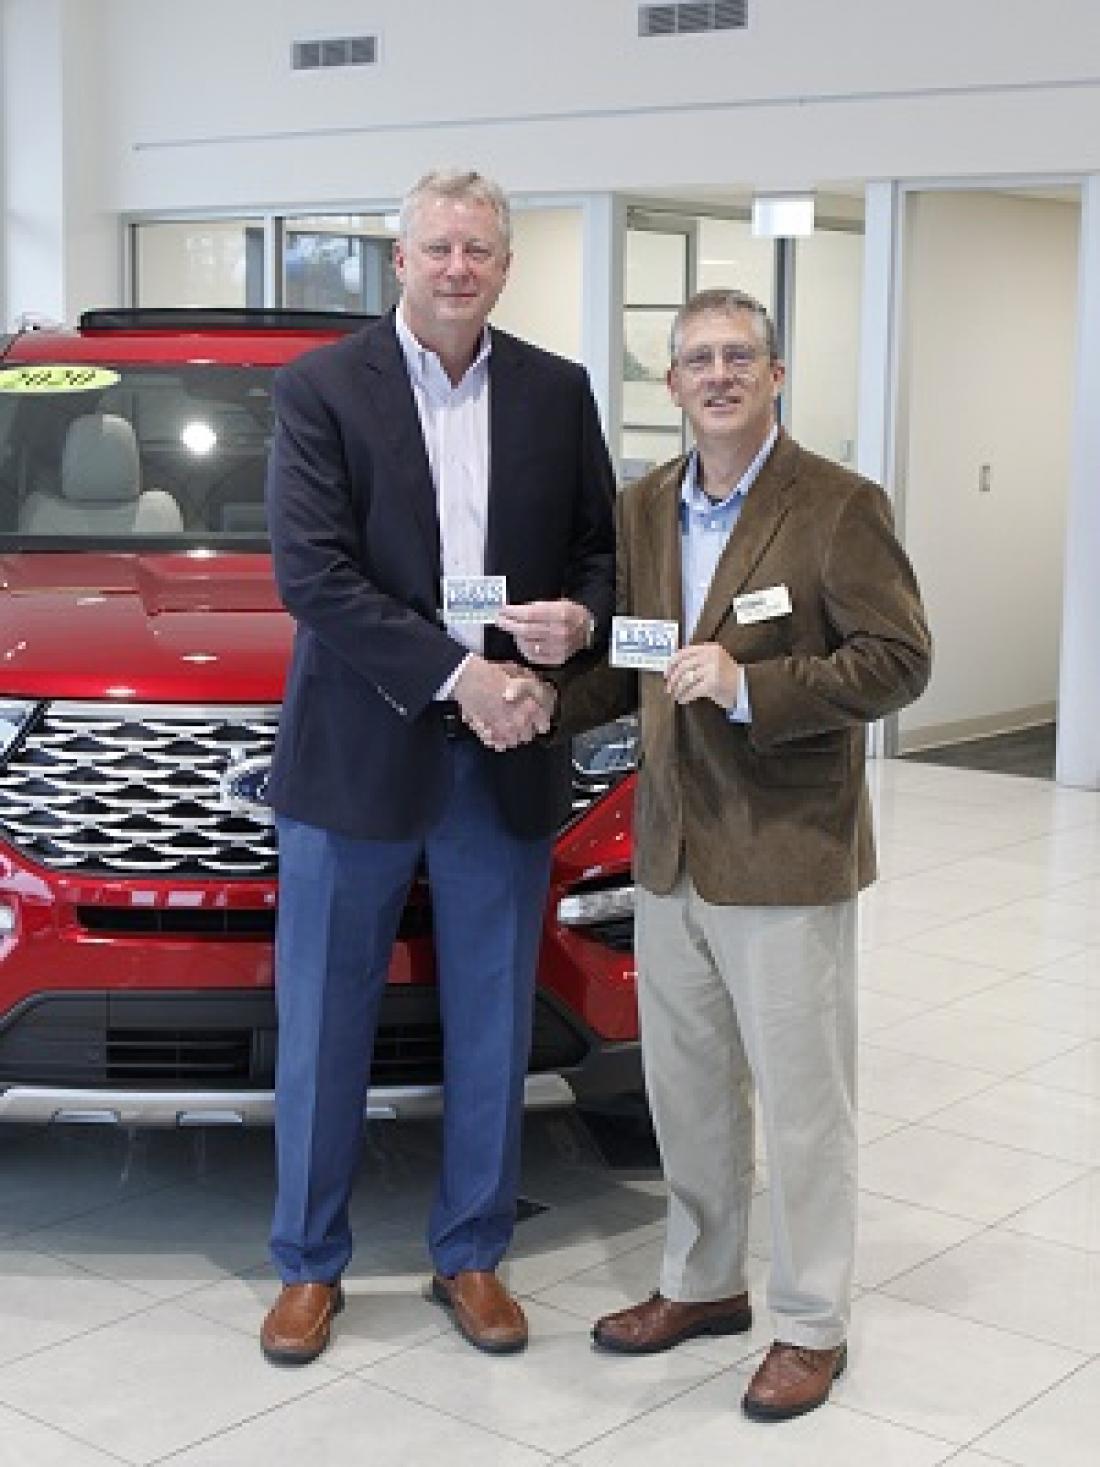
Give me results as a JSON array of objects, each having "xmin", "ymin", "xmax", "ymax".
[{"xmin": 0, "ymin": 552, "xmax": 292, "ymax": 702}]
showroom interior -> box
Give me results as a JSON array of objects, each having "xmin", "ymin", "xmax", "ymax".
[{"xmin": 1, "ymin": 1, "xmax": 1100, "ymax": 1464}]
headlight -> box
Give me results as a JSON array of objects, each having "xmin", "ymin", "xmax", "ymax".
[
  {"xmin": 0, "ymin": 700, "xmax": 37, "ymax": 760},
  {"xmin": 571, "ymin": 715, "xmax": 640, "ymax": 780}
]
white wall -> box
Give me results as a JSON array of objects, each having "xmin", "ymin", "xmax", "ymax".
[
  {"xmin": 898, "ymin": 191, "xmax": 1079, "ymax": 747},
  {"xmin": 91, "ymin": 0, "xmax": 1100, "ymax": 215},
  {"xmin": 492, "ymin": 207, "xmax": 582, "ymax": 362},
  {"xmin": 0, "ymin": 0, "xmax": 117, "ymax": 325},
  {"xmin": 1, "ymin": 0, "xmax": 66, "ymax": 322}
]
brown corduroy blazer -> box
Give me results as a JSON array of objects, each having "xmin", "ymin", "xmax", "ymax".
[{"xmin": 560, "ymin": 431, "xmax": 932, "ymax": 906}]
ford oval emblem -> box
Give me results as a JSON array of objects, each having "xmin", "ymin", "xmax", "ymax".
[{"xmin": 220, "ymin": 755, "xmax": 274, "ymax": 824}]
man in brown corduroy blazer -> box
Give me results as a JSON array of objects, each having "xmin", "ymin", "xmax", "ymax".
[{"xmin": 544, "ymin": 288, "xmax": 931, "ymax": 1423}]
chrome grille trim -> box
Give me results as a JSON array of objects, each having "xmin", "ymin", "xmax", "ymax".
[
  {"xmin": 0, "ymin": 702, "xmax": 281, "ymax": 878},
  {"xmin": 0, "ymin": 699, "xmax": 620, "ymax": 878},
  {"xmin": 569, "ymin": 773, "xmax": 617, "ymax": 817}
]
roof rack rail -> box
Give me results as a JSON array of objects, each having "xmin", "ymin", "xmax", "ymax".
[{"xmin": 78, "ymin": 307, "xmax": 378, "ymax": 334}]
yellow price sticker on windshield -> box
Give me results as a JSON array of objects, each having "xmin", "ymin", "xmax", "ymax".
[{"xmin": 0, "ymin": 365, "xmax": 121, "ymax": 394}]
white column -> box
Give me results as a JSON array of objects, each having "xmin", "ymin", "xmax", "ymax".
[
  {"xmin": 580, "ymin": 193, "xmax": 625, "ymax": 474},
  {"xmin": 856, "ymin": 182, "xmax": 903, "ymax": 493},
  {"xmin": 1, "ymin": 0, "xmax": 65, "ymax": 324},
  {"xmin": 1056, "ymin": 175, "xmax": 1100, "ymax": 789},
  {"xmin": 263, "ymin": 215, "xmax": 284, "ymax": 307},
  {"xmin": 857, "ymin": 180, "xmax": 905, "ymax": 757},
  {"xmin": 0, "ymin": 0, "xmax": 117, "ymax": 327}
]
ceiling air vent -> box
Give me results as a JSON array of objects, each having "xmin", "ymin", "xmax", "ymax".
[
  {"xmin": 292, "ymin": 34, "xmax": 379, "ymax": 71},
  {"xmin": 639, "ymin": 1, "xmax": 747, "ymax": 36}
]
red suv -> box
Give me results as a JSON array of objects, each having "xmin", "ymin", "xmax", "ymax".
[{"xmin": 0, "ymin": 308, "xmax": 639, "ymax": 1127}]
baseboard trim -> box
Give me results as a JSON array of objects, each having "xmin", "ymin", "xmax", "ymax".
[{"xmin": 898, "ymin": 703, "xmax": 1056, "ymax": 755}]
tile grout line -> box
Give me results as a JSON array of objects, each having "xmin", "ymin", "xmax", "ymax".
[
  {"xmin": 0, "ymin": 1397, "xmax": 135, "ymax": 1465},
  {"xmin": 348, "ymin": 1362, "xmax": 626, "ymax": 1460},
  {"xmin": 0, "ymin": 1290, "xmax": 169, "ymax": 1374},
  {"xmin": 958, "ymin": 1352, "xmax": 1100, "ymax": 1461},
  {"xmin": 144, "ymin": 1373, "xmax": 368, "ymax": 1467}
]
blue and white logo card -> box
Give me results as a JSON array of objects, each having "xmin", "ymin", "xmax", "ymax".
[
  {"xmin": 610, "ymin": 616, "xmax": 679, "ymax": 672},
  {"xmin": 442, "ymin": 575, "xmax": 508, "ymax": 624}
]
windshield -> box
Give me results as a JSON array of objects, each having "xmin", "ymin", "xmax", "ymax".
[{"xmin": 0, "ymin": 363, "xmax": 274, "ymax": 548}]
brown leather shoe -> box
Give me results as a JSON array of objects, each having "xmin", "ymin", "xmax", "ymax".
[
  {"xmin": 260, "ymin": 1282, "xmax": 344, "ymax": 1365},
  {"xmin": 430, "ymin": 1270, "xmax": 528, "ymax": 1354},
  {"xmin": 742, "ymin": 1340, "xmax": 847, "ymax": 1421},
  {"xmin": 592, "ymin": 1290, "xmax": 752, "ymax": 1354}
]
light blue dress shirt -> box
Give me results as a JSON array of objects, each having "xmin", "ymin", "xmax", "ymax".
[{"xmin": 679, "ymin": 424, "xmax": 778, "ymax": 722}]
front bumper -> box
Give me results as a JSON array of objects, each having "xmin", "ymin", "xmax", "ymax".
[
  {"xmin": 0, "ymin": 1073, "xmax": 582, "ymax": 1127},
  {"xmin": 0, "ymin": 760, "xmax": 640, "ymax": 1126},
  {"xmin": 0, "ymin": 985, "xmax": 641, "ymax": 1126}
]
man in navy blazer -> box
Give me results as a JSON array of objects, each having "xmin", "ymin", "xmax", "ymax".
[{"xmin": 260, "ymin": 171, "xmax": 615, "ymax": 1365}]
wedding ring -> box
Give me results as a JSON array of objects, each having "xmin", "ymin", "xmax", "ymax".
[{"xmin": 534, "ymin": 641, "xmax": 542, "ymax": 656}]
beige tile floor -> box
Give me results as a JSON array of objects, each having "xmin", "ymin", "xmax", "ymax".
[{"xmin": 1, "ymin": 759, "xmax": 1099, "ymax": 1466}]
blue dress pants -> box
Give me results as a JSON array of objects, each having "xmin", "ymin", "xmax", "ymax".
[{"xmin": 269, "ymin": 742, "xmax": 554, "ymax": 1284}]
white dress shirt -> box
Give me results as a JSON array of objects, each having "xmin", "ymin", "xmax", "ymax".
[{"xmin": 395, "ymin": 306, "xmax": 492, "ymax": 696}]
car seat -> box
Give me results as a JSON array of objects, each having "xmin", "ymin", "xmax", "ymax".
[{"xmin": 19, "ymin": 413, "xmax": 184, "ymax": 534}]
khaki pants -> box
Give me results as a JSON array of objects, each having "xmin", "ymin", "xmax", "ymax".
[{"xmin": 636, "ymin": 876, "xmax": 857, "ymax": 1348}]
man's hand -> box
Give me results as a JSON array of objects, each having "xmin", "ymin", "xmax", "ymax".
[
  {"xmin": 495, "ymin": 599, "xmax": 593, "ymax": 667},
  {"xmin": 666, "ymin": 644, "xmax": 741, "ymax": 710},
  {"xmin": 454, "ymin": 657, "xmax": 558, "ymax": 752}
]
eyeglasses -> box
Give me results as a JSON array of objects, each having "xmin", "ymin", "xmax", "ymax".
[{"xmin": 676, "ymin": 344, "xmax": 768, "ymax": 377}]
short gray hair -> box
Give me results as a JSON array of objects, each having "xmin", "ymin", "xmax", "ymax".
[
  {"xmin": 670, "ymin": 288, "xmax": 779, "ymax": 363},
  {"xmin": 398, "ymin": 170, "xmax": 512, "ymax": 250}
]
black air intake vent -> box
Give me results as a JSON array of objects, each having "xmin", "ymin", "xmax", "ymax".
[
  {"xmin": 639, "ymin": 1, "xmax": 747, "ymax": 36},
  {"xmin": 292, "ymin": 35, "xmax": 379, "ymax": 71},
  {"xmin": 107, "ymin": 1029, "xmax": 253, "ymax": 1083},
  {"xmin": 0, "ymin": 992, "xmax": 589, "ymax": 1091},
  {"xmin": 77, "ymin": 907, "xmax": 276, "ymax": 939}
]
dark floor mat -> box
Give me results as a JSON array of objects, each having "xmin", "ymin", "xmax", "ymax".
[{"xmin": 901, "ymin": 722, "xmax": 1055, "ymax": 780}]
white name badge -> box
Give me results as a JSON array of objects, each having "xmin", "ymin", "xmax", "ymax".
[
  {"xmin": 732, "ymin": 584, "xmax": 792, "ymax": 625},
  {"xmin": 610, "ymin": 616, "xmax": 679, "ymax": 672},
  {"xmin": 442, "ymin": 575, "xmax": 508, "ymax": 624}
]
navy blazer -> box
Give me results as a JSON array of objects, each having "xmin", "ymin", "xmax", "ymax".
[{"xmin": 265, "ymin": 310, "xmax": 616, "ymax": 840}]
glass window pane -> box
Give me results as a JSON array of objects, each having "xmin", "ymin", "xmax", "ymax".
[
  {"xmin": 789, "ymin": 229, "xmax": 863, "ymax": 466},
  {"xmin": 695, "ymin": 218, "xmax": 775, "ymax": 311},
  {"xmin": 622, "ymin": 237, "xmax": 686, "ymax": 467},
  {"xmin": 134, "ymin": 220, "xmax": 263, "ymax": 308},
  {"xmin": 623, "ymin": 376, "xmax": 681, "ymax": 431},
  {"xmin": 623, "ymin": 306, "xmax": 678, "ymax": 417},
  {"xmin": 622, "ymin": 306, "xmax": 683, "ymax": 463},
  {"xmin": 0, "ymin": 364, "xmax": 276, "ymax": 544},
  {"xmin": 621, "ymin": 428, "xmax": 683, "ymax": 481},
  {"xmin": 625, "ymin": 230, "xmax": 687, "ymax": 306},
  {"xmin": 284, "ymin": 213, "xmax": 399, "ymax": 315}
]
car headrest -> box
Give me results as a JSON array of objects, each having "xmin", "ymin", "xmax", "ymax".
[{"xmin": 61, "ymin": 414, "xmax": 141, "ymax": 503}]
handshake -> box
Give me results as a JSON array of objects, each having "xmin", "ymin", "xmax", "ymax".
[
  {"xmin": 453, "ymin": 657, "xmax": 558, "ymax": 752},
  {"xmin": 450, "ymin": 596, "xmax": 594, "ymax": 753}
]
